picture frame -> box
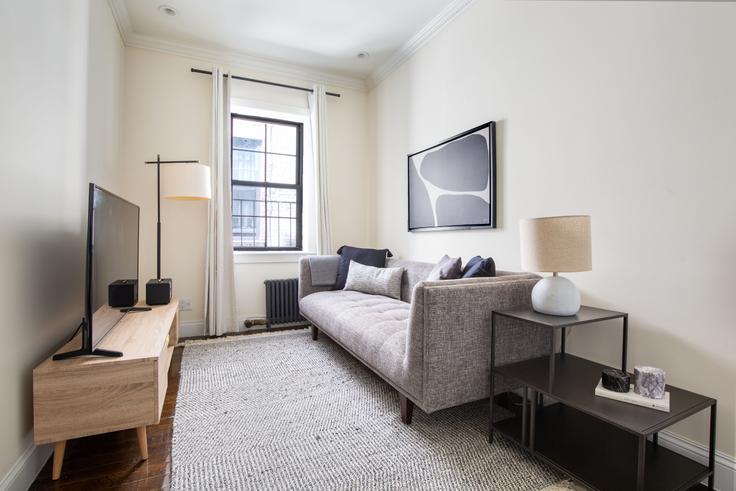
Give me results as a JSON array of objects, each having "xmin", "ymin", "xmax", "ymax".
[{"xmin": 407, "ymin": 121, "xmax": 496, "ymax": 232}]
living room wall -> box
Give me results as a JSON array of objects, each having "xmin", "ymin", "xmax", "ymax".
[
  {"xmin": 121, "ymin": 47, "xmax": 371, "ymax": 334},
  {"xmin": 0, "ymin": 0, "xmax": 124, "ymax": 485},
  {"xmin": 370, "ymin": 0, "xmax": 735, "ymax": 466}
]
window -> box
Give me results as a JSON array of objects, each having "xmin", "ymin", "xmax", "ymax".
[{"xmin": 231, "ymin": 114, "xmax": 303, "ymax": 250}]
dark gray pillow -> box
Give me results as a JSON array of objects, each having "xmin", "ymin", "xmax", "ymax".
[
  {"xmin": 426, "ymin": 255, "xmax": 462, "ymax": 281},
  {"xmin": 462, "ymin": 256, "xmax": 496, "ymax": 278},
  {"xmin": 334, "ymin": 245, "xmax": 393, "ymax": 290}
]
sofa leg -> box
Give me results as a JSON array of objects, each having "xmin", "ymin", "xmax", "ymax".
[
  {"xmin": 400, "ymin": 394, "xmax": 414, "ymax": 425},
  {"xmin": 311, "ymin": 325, "xmax": 319, "ymax": 341}
]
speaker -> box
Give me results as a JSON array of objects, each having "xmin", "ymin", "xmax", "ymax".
[
  {"xmin": 108, "ymin": 279, "xmax": 138, "ymax": 308},
  {"xmin": 146, "ymin": 278, "xmax": 172, "ymax": 305}
]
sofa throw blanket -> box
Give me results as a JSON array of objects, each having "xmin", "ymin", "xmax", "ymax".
[
  {"xmin": 308, "ymin": 256, "xmax": 340, "ymax": 286},
  {"xmin": 343, "ymin": 261, "xmax": 404, "ymax": 300}
]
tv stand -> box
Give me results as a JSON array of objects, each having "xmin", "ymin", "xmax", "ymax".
[{"xmin": 33, "ymin": 299, "xmax": 179, "ymax": 480}]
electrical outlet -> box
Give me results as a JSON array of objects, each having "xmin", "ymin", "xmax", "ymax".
[{"xmin": 180, "ymin": 297, "xmax": 192, "ymax": 312}]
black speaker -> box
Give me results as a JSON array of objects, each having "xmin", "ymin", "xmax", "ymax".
[
  {"xmin": 109, "ymin": 279, "xmax": 138, "ymax": 308},
  {"xmin": 146, "ymin": 278, "xmax": 172, "ymax": 305}
]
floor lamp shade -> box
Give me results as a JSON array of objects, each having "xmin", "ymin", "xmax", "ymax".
[
  {"xmin": 161, "ymin": 163, "xmax": 212, "ymax": 200},
  {"xmin": 520, "ymin": 215, "xmax": 592, "ymax": 316}
]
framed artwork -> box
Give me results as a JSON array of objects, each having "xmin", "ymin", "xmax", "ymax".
[{"xmin": 408, "ymin": 121, "xmax": 496, "ymax": 231}]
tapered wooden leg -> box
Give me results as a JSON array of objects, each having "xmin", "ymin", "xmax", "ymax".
[
  {"xmin": 136, "ymin": 426, "xmax": 148, "ymax": 460},
  {"xmin": 311, "ymin": 325, "xmax": 319, "ymax": 341},
  {"xmin": 52, "ymin": 441, "xmax": 66, "ymax": 480},
  {"xmin": 400, "ymin": 394, "xmax": 414, "ymax": 425}
]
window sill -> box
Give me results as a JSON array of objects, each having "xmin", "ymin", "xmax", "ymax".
[{"xmin": 234, "ymin": 250, "xmax": 315, "ymax": 264}]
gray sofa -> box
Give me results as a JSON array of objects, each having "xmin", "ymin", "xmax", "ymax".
[{"xmin": 298, "ymin": 256, "xmax": 551, "ymax": 424}]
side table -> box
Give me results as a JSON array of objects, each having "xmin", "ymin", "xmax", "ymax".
[{"xmin": 489, "ymin": 306, "xmax": 717, "ymax": 491}]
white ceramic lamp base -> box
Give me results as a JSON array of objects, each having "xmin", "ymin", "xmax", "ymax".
[{"xmin": 531, "ymin": 275, "xmax": 581, "ymax": 316}]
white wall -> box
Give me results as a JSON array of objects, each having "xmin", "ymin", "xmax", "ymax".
[
  {"xmin": 371, "ymin": 0, "xmax": 736, "ymax": 461},
  {"xmin": 0, "ymin": 0, "xmax": 124, "ymax": 486},
  {"xmin": 121, "ymin": 48, "xmax": 372, "ymax": 334}
]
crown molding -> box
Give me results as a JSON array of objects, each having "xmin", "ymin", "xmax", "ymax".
[
  {"xmin": 107, "ymin": 0, "xmax": 131, "ymax": 45},
  {"xmin": 106, "ymin": 0, "xmax": 365, "ymax": 91},
  {"xmin": 368, "ymin": 0, "xmax": 475, "ymax": 88},
  {"xmin": 106, "ymin": 0, "xmax": 475, "ymax": 92}
]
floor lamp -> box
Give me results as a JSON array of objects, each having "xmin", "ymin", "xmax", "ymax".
[{"xmin": 144, "ymin": 155, "xmax": 211, "ymax": 305}]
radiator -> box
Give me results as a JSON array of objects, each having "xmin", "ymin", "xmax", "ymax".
[{"xmin": 264, "ymin": 278, "xmax": 305, "ymax": 328}]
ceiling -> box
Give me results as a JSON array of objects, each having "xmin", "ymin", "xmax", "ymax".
[{"xmin": 111, "ymin": 0, "xmax": 468, "ymax": 86}]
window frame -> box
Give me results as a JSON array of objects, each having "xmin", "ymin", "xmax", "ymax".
[{"xmin": 230, "ymin": 113, "xmax": 303, "ymax": 251}]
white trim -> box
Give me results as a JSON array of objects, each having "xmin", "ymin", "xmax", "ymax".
[
  {"xmin": 659, "ymin": 430, "xmax": 736, "ymax": 491},
  {"xmin": 234, "ymin": 251, "xmax": 314, "ymax": 265},
  {"xmin": 179, "ymin": 319, "xmax": 205, "ymax": 338},
  {"xmin": 368, "ymin": 0, "xmax": 476, "ymax": 88},
  {"xmin": 106, "ymin": 0, "xmax": 364, "ymax": 91},
  {"xmin": 0, "ymin": 434, "xmax": 52, "ymax": 491}
]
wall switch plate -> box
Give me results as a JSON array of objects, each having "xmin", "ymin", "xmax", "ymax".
[{"xmin": 180, "ymin": 297, "xmax": 192, "ymax": 311}]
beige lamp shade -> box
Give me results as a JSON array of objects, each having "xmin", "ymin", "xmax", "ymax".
[
  {"xmin": 161, "ymin": 163, "xmax": 211, "ymax": 200},
  {"xmin": 520, "ymin": 215, "xmax": 592, "ymax": 273}
]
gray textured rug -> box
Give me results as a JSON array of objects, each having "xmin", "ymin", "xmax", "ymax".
[{"xmin": 172, "ymin": 330, "xmax": 564, "ymax": 490}]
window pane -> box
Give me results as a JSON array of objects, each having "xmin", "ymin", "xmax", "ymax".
[
  {"xmin": 232, "ymin": 149, "xmax": 264, "ymax": 182},
  {"xmin": 266, "ymin": 154, "xmax": 296, "ymax": 184},
  {"xmin": 267, "ymin": 123, "xmax": 297, "ymax": 155},
  {"xmin": 232, "ymin": 119, "xmax": 264, "ymax": 152},
  {"xmin": 266, "ymin": 188, "xmax": 297, "ymax": 248},
  {"xmin": 232, "ymin": 185, "xmax": 265, "ymax": 248}
]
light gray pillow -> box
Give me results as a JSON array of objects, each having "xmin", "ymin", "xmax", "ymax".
[
  {"xmin": 343, "ymin": 260, "xmax": 404, "ymax": 299},
  {"xmin": 426, "ymin": 255, "xmax": 462, "ymax": 281}
]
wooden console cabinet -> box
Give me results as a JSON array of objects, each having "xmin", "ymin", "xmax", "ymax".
[{"xmin": 33, "ymin": 299, "xmax": 179, "ymax": 480}]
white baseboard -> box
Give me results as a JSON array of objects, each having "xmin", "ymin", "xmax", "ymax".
[
  {"xmin": 659, "ymin": 430, "xmax": 736, "ymax": 491},
  {"xmin": 0, "ymin": 434, "xmax": 52, "ymax": 491},
  {"xmin": 179, "ymin": 319, "xmax": 204, "ymax": 338}
]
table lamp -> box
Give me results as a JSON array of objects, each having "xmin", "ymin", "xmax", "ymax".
[
  {"xmin": 144, "ymin": 155, "xmax": 211, "ymax": 305},
  {"xmin": 520, "ymin": 215, "xmax": 591, "ymax": 316}
]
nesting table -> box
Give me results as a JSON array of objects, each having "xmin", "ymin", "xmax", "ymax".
[{"xmin": 489, "ymin": 306, "xmax": 717, "ymax": 491}]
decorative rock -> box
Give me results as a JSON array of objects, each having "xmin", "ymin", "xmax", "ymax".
[
  {"xmin": 601, "ymin": 368, "xmax": 630, "ymax": 393},
  {"xmin": 634, "ymin": 366, "xmax": 666, "ymax": 399}
]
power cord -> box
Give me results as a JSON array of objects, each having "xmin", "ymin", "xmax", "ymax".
[{"xmin": 66, "ymin": 319, "xmax": 84, "ymax": 343}]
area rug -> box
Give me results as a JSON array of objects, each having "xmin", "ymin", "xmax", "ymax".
[{"xmin": 171, "ymin": 330, "xmax": 566, "ymax": 490}]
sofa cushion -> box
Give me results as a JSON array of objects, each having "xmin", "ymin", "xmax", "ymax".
[
  {"xmin": 462, "ymin": 256, "xmax": 496, "ymax": 278},
  {"xmin": 299, "ymin": 290, "xmax": 411, "ymax": 390},
  {"xmin": 426, "ymin": 255, "xmax": 462, "ymax": 281},
  {"xmin": 385, "ymin": 258, "xmax": 435, "ymax": 302},
  {"xmin": 334, "ymin": 245, "xmax": 393, "ymax": 290},
  {"xmin": 344, "ymin": 261, "xmax": 404, "ymax": 299}
]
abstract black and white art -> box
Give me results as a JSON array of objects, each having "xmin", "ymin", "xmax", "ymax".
[{"xmin": 408, "ymin": 122, "xmax": 496, "ymax": 231}]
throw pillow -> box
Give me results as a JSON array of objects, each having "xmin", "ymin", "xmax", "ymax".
[
  {"xmin": 426, "ymin": 255, "xmax": 462, "ymax": 281},
  {"xmin": 462, "ymin": 255, "xmax": 496, "ymax": 278},
  {"xmin": 343, "ymin": 261, "xmax": 404, "ymax": 300},
  {"xmin": 334, "ymin": 245, "xmax": 393, "ymax": 290}
]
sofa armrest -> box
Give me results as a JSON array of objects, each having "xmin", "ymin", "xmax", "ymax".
[
  {"xmin": 298, "ymin": 256, "xmax": 339, "ymax": 300},
  {"xmin": 406, "ymin": 277, "xmax": 551, "ymax": 413}
]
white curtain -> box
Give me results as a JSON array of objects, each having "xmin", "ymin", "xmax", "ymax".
[
  {"xmin": 204, "ymin": 68, "xmax": 237, "ymax": 336},
  {"xmin": 308, "ymin": 85, "xmax": 332, "ymax": 255}
]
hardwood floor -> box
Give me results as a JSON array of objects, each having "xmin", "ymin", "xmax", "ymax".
[
  {"xmin": 30, "ymin": 347, "xmax": 183, "ymax": 490},
  {"xmin": 28, "ymin": 342, "xmax": 711, "ymax": 491}
]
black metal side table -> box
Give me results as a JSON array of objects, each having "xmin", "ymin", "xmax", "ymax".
[
  {"xmin": 492, "ymin": 306, "xmax": 628, "ymax": 390},
  {"xmin": 489, "ymin": 306, "xmax": 718, "ymax": 491}
]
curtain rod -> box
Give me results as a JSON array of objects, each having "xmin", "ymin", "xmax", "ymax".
[{"xmin": 190, "ymin": 68, "xmax": 341, "ymax": 98}]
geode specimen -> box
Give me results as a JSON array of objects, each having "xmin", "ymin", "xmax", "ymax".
[
  {"xmin": 601, "ymin": 368, "xmax": 630, "ymax": 393},
  {"xmin": 634, "ymin": 366, "xmax": 666, "ymax": 399}
]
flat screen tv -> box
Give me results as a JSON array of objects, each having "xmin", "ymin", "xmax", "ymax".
[{"xmin": 54, "ymin": 184, "xmax": 141, "ymax": 360}]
